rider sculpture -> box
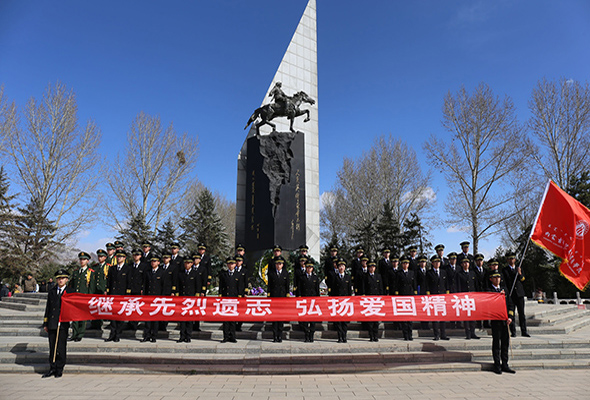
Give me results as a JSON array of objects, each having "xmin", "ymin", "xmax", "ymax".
[{"xmin": 245, "ymin": 82, "xmax": 315, "ymax": 135}]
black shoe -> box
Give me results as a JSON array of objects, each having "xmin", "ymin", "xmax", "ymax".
[
  {"xmin": 374, "ymin": 338, "xmax": 379, "ymax": 342},
  {"xmin": 185, "ymin": 338, "xmax": 191, "ymax": 343},
  {"xmin": 150, "ymin": 338, "xmax": 156, "ymax": 343},
  {"xmin": 433, "ymin": 336, "xmax": 440, "ymax": 341},
  {"xmin": 54, "ymin": 371, "xmax": 63, "ymax": 378},
  {"xmin": 465, "ymin": 336, "xmax": 471, "ymax": 340},
  {"xmin": 104, "ymin": 337, "xmax": 114, "ymax": 342},
  {"xmin": 441, "ymin": 336, "xmax": 450, "ymax": 340},
  {"xmin": 522, "ymin": 332, "xmax": 530, "ymax": 337},
  {"xmin": 511, "ymin": 333, "xmax": 517, "ymax": 338},
  {"xmin": 140, "ymin": 338, "xmax": 149, "ymax": 343},
  {"xmin": 502, "ymin": 366, "xmax": 516, "ymax": 374},
  {"xmin": 177, "ymin": 338, "xmax": 185, "ymax": 343},
  {"xmin": 67, "ymin": 337, "xmax": 75, "ymax": 342},
  {"xmin": 113, "ymin": 337, "xmax": 120, "ymax": 342},
  {"xmin": 408, "ymin": 337, "xmax": 413, "ymax": 341},
  {"xmin": 42, "ymin": 370, "xmax": 55, "ymax": 378},
  {"xmin": 230, "ymin": 338, "xmax": 237, "ymax": 343},
  {"xmin": 310, "ymin": 338, "xmax": 314, "ymax": 343},
  {"xmin": 221, "ymin": 339, "xmax": 229, "ymax": 343},
  {"xmin": 278, "ymin": 338, "xmax": 283, "ymax": 343},
  {"xmin": 304, "ymin": 338, "xmax": 310, "ymax": 343},
  {"xmin": 471, "ymin": 334, "xmax": 480, "ymax": 340},
  {"xmin": 337, "ymin": 339, "xmax": 343, "ymax": 343},
  {"xmin": 74, "ymin": 338, "xmax": 82, "ymax": 342},
  {"xmin": 493, "ymin": 366, "xmax": 502, "ymax": 375},
  {"xmin": 342, "ymin": 339, "xmax": 347, "ymax": 343}
]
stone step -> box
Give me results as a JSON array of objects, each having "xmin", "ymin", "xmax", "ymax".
[
  {"xmin": 13, "ymin": 292, "xmax": 48, "ymax": 299},
  {"xmin": 1, "ymin": 297, "xmax": 43, "ymax": 306},
  {"xmin": 1, "ymin": 358, "xmax": 589, "ymax": 375},
  {"xmin": 0, "ymin": 302, "xmax": 45, "ymax": 312}
]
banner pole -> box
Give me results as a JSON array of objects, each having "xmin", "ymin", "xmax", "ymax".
[
  {"xmin": 509, "ymin": 239, "xmax": 531, "ymax": 298},
  {"xmin": 52, "ymin": 322, "xmax": 60, "ymax": 363}
]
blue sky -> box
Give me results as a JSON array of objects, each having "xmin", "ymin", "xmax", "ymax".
[{"xmin": 1, "ymin": 0, "xmax": 589, "ymax": 257}]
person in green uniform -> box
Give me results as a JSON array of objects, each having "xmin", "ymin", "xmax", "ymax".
[
  {"xmin": 68, "ymin": 252, "xmax": 96, "ymax": 341},
  {"xmin": 90, "ymin": 249, "xmax": 109, "ymax": 330},
  {"xmin": 105, "ymin": 242, "xmax": 117, "ymax": 267}
]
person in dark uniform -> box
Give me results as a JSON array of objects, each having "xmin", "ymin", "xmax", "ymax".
[
  {"xmin": 296, "ymin": 244, "xmax": 309, "ymax": 263},
  {"xmin": 331, "ymin": 258, "xmax": 353, "ymax": 343},
  {"xmin": 169, "ymin": 242, "xmax": 184, "ymax": 270},
  {"xmin": 425, "ymin": 256, "xmax": 450, "ymax": 341},
  {"xmin": 456, "ymin": 258, "xmax": 480, "ymax": 340},
  {"xmin": 68, "ymin": 252, "xmax": 96, "ymax": 342},
  {"xmin": 473, "ymin": 253, "xmax": 487, "ymax": 329},
  {"xmin": 267, "ymin": 244, "xmax": 283, "ymax": 270},
  {"xmin": 219, "ymin": 257, "xmax": 245, "ymax": 343},
  {"xmin": 434, "ymin": 244, "xmax": 449, "ymax": 268},
  {"xmin": 377, "ymin": 248, "xmax": 392, "ymax": 279},
  {"xmin": 141, "ymin": 255, "xmax": 164, "ymax": 343},
  {"xmin": 489, "ymin": 271, "xmax": 516, "ymax": 374},
  {"xmin": 363, "ymin": 261, "xmax": 385, "ymax": 342},
  {"xmin": 140, "ymin": 241, "xmax": 153, "ymax": 264},
  {"xmin": 298, "ymin": 260, "xmax": 320, "ymax": 342},
  {"xmin": 235, "ymin": 245, "xmax": 247, "ymax": 276},
  {"xmin": 502, "ymin": 253, "xmax": 529, "ymax": 337},
  {"xmin": 456, "ymin": 241, "xmax": 475, "ymax": 268},
  {"xmin": 349, "ymin": 246, "xmax": 364, "ymax": 278},
  {"xmin": 325, "ymin": 256, "xmax": 342, "ymax": 296},
  {"xmin": 267, "ymin": 255, "xmax": 290, "ymax": 342},
  {"xmin": 197, "ymin": 243, "xmax": 212, "ymax": 290},
  {"xmin": 407, "ymin": 246, "xmax": 419, "ymax": 272},
  {"xmin": 159, "ymin": 251, "xmax": 178, "ymax": 331},
  {"xmin": 353, "ymin": 256, "xmax": 369, "ymax": 296},
  {"xmin": 235, "ymin": 254, "xmax": 249, "ymax": 332},
  {"xmin": 42, "ymin": 269, "xmax": 72, "ymax": 378},
  {"xmin": 128, "ymin": 248, "xmax": 145, "ymax": 331},
  {"xmin": 293, "ymin": 256, "xmax": 308, "ymax": 298},
  {"xmin": 416, "ymin": 255, "xmax": 430, "ymax": 330},
  {"xmin": 323, "ymin": 245, "xmax": 339, "ymax": 277},
  {"xmin": 105, "ymin": 250, "xmax": 130, "ymax": 342},
  {"xmin": 177, "ymin": 258, "xmax": 199, "ymax": 343},
  {"xmin": 191, "ymin": 253, "xmax": 207, "ymax": 332},
  {"xmin": 445, "ymin": 252, "xmax": 459, "ymax": 293},
  {"xmin": 396, "ymin": 257, "xmax": 417, "ymax": 340},
  {"xmin": 385, "ymin": 255, "xmax": 399, "ymax": 296}
]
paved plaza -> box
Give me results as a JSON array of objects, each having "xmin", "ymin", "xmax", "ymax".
[{"xmin": 0, "ymin": 370, "xmax": 587, "ymax": 400}]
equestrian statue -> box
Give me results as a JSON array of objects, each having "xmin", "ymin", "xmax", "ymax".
[{"xmin": 244, "ymin": 82, "xmax": 315, "ymax": 135}]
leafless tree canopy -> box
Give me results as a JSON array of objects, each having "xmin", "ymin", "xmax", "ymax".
[
  {"xmin": 107, "ymin": 111, "xmax": 199, "ymax": 233},
  {"xmin": 321, "ymin": 135, "xmax": 433, "ymax": 248},
  {"xmin": 0, "ymin": 82, "xmax": 102, "ymax": 243},
  {"xmin": 423, "ymin": 83, "xmax": 530, "ymax": 253},
  {"xmin": 528, "ymin": 78, "xmax": 590, "ymax": 190}
]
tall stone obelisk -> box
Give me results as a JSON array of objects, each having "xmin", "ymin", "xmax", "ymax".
[{"xmin": 236, "ymin": 0, "xmax": 319, "ymax": 262}]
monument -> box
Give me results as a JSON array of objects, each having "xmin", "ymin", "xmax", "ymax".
[{"xmin": 236, "ymin": 0, "xmax": 319, "ymax": 264}]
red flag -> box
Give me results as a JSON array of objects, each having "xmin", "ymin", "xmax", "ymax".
[{"xmin": 530, "ymin": 180, "xmax": 590, "ymax": 290}]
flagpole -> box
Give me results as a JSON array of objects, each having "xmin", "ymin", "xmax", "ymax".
[{"xmin": 53, "ymin": 322, "xmax": 60, "ymax": 363}]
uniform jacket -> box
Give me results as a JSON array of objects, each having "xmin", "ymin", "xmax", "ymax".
[
  {"xmin": 107, "ymin": 263, "xmax": 131, "ymax": 295},
  {"xmin": 363, "ymin": 272, "xmax": 384, "ymax": 296},
  {"xmin": 396, "ymin": 269, "xmax": 417, "ymax": 295},
  {"xmin": 160, "ymin": 263, "xmax": 178, "ymax": 295},
  {"xmin": 69, "ymin": 266, "xmax": 97, "ymax": 294},
  {"xmin": 219, "ymin": 269, "xmax": 245, "ymax": 297},
  {"xmin": 330, "ymin": 272, "xmax": 353, "ymax": 296},
  {"xmin": 143, "ymin": 267, "xmax": 165, "ymax": 296},
  {"xmin": 177, "ymin": 268, "xmax": 201, "ymax": 296},
  {"xmin": 192, "ymin": 262, "xmax": 209, "ymax": 295},
  {"xmin": 502, "ymin": 266, "xmax": 526, "ymax": 298},
  {"xmin": 455, "ymin": 268, "xmax": 478, "ymax": 292},
  {"xmin": 425, "ymin": 268, "xmax": 449, "ymax": 295},
  {"xmin": 267, "ymin": 268, "xmax": 290, "ymax": 297},
  {"xmin": 128, "ymin": 262, "xmax": 145, "ymax": 295},
  {"xmin": 298, "ymin": 272, "xmax": 320, "ymax": 297},
  {"xmin": 43, "ymin": 285, "xmax": 73, "ymax": 330}
]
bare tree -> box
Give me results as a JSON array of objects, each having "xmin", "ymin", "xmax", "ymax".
[
  {"xmin": 0, "ymin": 82, "xmax": 102, "ymax": 243},
  {"xmin": 528, "ymin": 78, "xmax": 590, "ymax": 190},
  {"xmin": 321, "ymin": 135, "xmax": 433, "ymax": 256},
  {"xmin": 107, "ymin": 111, "xmax": 199, "ymax": 234},
  {"xmin": 423, "ymin": 83, "xmax": 530, "ymax": 253}
]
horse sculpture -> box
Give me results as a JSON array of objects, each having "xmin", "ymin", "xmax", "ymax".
[{"xmin": 244, "ymin": 90, "xmax": 315, "ymax": 135}]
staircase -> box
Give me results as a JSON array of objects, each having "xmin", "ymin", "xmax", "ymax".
[{"xmin": 1, "ymin": 293, "xmax": 589, "ymax": 374}]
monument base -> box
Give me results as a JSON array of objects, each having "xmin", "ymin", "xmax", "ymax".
[{"xmin": 243, "ymin": 131, "xmax": 306, "ymax": 264}]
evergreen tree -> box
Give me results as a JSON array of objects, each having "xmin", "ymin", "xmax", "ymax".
[
  {"xmin": 376, "ymin": 200, "xmax": 404, "ymax": 256},
  {"xmin": 13, "ymin": 196, "xmax": 57, "ymax": 274},
  {"xmin": 154, "ymin": 217, "xmax": 178, "ymax": 254},
  {"xmin": 117, "ymin": 211, "xmax": 153, "ymax": 252},
  {"xmin": 402, "ymin": 213, "xmax": 432, "ymax": 255},
  {"xmin": 568, "ymin": 171, "xmax": 590, "ymax": 208},
  {"xmin": 180, "ymin": 188, "xmax": 229, "ymax": 257},
  {"xmin": 0, "ymin": 166, "xmax": 21, "ymax": 281},
  {"xmin": 350, "ymin": 216, "xmax": 378, "ymax": 260}
]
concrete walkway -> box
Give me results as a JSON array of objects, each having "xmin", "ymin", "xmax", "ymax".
[{"xmin": 0, "ymin": 370, "xmax": 586, "ymax": 400}]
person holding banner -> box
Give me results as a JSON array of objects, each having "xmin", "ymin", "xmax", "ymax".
[
  {"xmin": 488, "ymin": 271, "xmax": 516, "ymax": 374},
  {"xmin": 502, "ymin": 253, "xmax": 529, "ymax": 337},
  {"xmin": 219, "ymin": 257, "xmax": 245, "ymax": 343},
  {"xmin": 331, "ymin": 258, "xmax": 353, "ymax": 343},
  {"xmin": 267, "ymin": 255, "xmax": 290, "ymax": 342},
  {"xmin": 42, "ymin": 269, "xmax": 72, "ymax": 378}
]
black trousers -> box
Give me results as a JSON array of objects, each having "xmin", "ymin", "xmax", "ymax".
[
  {"xmin": 143, "ymin": 321, "xmax": 158, "ymax": 340},
  {"xmin": 491, "ymin": 320, "xmax": 510, "ymax": 367},
  {"xmin": 334, "ymin": 321, "xmax": 348, "ymax": 340},
  {"xmin": 510, "ymin": 296, "xmax": 527, "ymax": 335},
  {"xmin": 179, "ymin": 321, "xmax": 193, "ymax": 340},
  {"xmin": 48, "ymin": 326, "xmax": 68, "ymax": 373},
  {"xmin": 109, "ymin": 320, "xmax": 125, "ymax": 339},
  {"xmin": 464, "ymin": 320, "xmax": 476, "ymax": 338},
  {"xmin": 223, "ymin": 321, "xmax": 236, "ymax": 341},
  {"xmin": 401, "ymin": 321, "xmax": 412, "ymax": 339},
  {"xmin": 367, "ymin": 321, "xmax": 379, "ymax": 340},
  {"xmin": 272, "ymin": 321, "xmax": 284, "ymax": 340},
  {"xmin": 299, "ymin": 321, "xmax": 316, "ymax": 339},
  {"xmin": 432, "ymin": 321, "xmax": 447, "ymax": 339}
]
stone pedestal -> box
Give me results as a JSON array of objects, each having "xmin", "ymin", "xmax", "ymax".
[{"xmin": 243, "ymin": 131, "xmax": 306, "ymax": 262}]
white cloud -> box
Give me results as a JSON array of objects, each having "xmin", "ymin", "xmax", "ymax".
[{"xmin": 446, "ymin": 225, "xmax": 467, "ymax": 233}]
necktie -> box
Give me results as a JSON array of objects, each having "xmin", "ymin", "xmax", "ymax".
[
  {"xmin": 230, "ymin": 271, "xmax": 233, "ymax": 276},
  {"xmin": 186, "ymin": 270, "xmax": 190, "ymax": 275},
  {"xmin": 58, "ymin": 288, "xmax": 62, "ymax": 296}
]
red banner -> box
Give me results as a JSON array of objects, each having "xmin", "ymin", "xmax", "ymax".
[
  {"xmin": 530, "ymin": 180, "xmax": 590, "ymax": 290},
  {"xmin": 60, "ymin": 293, "xmax": 507, "ymax": 322}
]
